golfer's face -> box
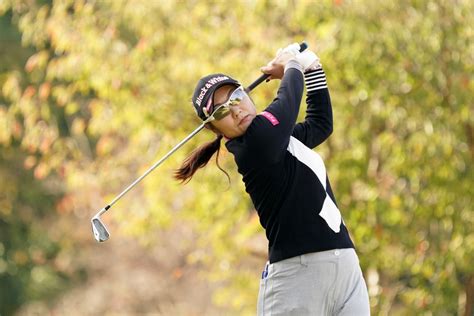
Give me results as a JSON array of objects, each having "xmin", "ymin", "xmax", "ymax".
[{"xmin": 210, "ymin": 85, "xmax": 257, "ymax": 139}]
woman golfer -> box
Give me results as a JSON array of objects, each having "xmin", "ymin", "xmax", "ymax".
[{"xmin": 176, "ymin": 43, "xmax": 370, "ymax": 315}]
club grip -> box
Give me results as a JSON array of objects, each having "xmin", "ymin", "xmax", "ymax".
[{"xmin": 245, "ymin": 41, "xmax": 308, "ymax": 93}]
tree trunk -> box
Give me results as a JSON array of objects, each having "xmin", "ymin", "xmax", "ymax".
[{"xmin": 465, "ymin": 275, "xmax": 474, "ymax": 316}]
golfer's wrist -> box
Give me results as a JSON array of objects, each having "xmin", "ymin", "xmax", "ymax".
[
  {"xmin": 304, "ymin": 63, "xmax": 322, "ymax": 73},
  {"xmin": 284, "ymin": 59, "xmax": 304, "ymax": 74}
]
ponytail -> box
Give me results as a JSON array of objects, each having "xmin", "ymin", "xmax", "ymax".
[{"xmin": 174, "ymin": 134, "xmax": 230, "ymax": 184}]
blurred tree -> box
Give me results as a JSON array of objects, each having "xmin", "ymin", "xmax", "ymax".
[
  {"xmin": 0, "ymin": 146, "xmax": 71, "ymax": 315},
  {"xmin": 0, "ymin": 0, "xmax": 472, "ymax": 315},
  {"xmin": 319, "ymin": 1, "xmax": 473, "ymax": 314},
  {"xmin": 0, "ymin": 10, "xmax": 82, "ymax": 315}
]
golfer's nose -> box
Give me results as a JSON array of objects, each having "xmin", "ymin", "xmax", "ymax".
[{"xmin": 230, "ymin": 106, "xmax": 241, "ymax": 117}]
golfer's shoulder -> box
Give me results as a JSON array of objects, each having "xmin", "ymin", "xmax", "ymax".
[{"xmin": 243, "ymin": 115, "xmax": 277, "ymax": 146}]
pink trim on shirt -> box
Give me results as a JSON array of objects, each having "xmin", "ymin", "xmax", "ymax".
[{"xmin": 260, "ymin": 111, "xmax": 280, "ymax": 126}]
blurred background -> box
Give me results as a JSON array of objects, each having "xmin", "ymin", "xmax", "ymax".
[{"xmin": 0, "ymin": 0, "xmax": 472, "ymax": 315}]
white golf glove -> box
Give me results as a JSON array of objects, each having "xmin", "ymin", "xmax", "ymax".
[
  {"xmin": 274, "ymin": 42, "xmax": 321, "ymax": 71},
  {"xmin": 294, "ymin": 49, "xmax": 321, "ymax": 71},
  {"xmin": 280, "ymin": 42, "xmax": 301, "ymax": 56},
  {"xmin": 271, "ymin": 42, "xmax": 301, "ymax": 65}
]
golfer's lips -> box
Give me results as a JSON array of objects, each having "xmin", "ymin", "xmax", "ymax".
[{"xmin": 239, "ymin": 114, "xmax": 251, "ymax": 126}]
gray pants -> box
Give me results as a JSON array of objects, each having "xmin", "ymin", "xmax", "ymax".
[{"xmin": 257, "ymin": 249, "xmax": 370, "ymax": 315}]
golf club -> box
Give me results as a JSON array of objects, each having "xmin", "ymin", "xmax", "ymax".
[{"xmin": 91, "ymin": 41, "xmax": 308, "ymax": 242}]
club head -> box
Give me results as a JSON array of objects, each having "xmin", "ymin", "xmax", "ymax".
[{"xmin": 91, "ymin": 216, "xmax": 110, "ymax": 242}]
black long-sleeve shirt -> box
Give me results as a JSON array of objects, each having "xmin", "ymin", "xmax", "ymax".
[{"xmin": 226, "ymin": 67, "xmax": 354, "ymax": 263}]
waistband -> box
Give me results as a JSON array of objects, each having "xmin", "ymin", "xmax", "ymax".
[
  {"xmin": 262, "ymin": 248, "xmax": 357, "ymax": 279},
  {"xmin": 268, "ymin": 248, "xmax": 356, "ymax": 266}
]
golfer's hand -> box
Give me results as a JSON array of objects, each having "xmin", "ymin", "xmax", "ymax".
[
  {"xmin": 260, "ymin": 43, "xmax": 299, "ymax": 80},
  {"xmin": 260, "ymin": 60, "xmax": 285, "ymax": 81}
]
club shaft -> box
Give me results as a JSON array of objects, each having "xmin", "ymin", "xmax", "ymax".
[{"xmin": 101, "ymin": 123, "xmax": 206, "ymax": 215}]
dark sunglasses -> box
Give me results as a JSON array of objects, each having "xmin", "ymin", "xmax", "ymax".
[{"xmin": 204, "ymin": 86, "xmax": 246, "ymax": 123}]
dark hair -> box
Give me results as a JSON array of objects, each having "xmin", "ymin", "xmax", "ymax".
[{"xmin": 174, "ymin": 134, "xmax": 230, "ymax": 184}]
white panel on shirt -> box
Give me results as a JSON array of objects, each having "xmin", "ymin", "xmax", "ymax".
[{"xmin": 287, "ymin": 136, "xmax": 342, "ymax": 233}]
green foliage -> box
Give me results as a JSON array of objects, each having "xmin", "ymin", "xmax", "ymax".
[
  {"xmin": 0, "ymin": 10, "xmax": 83, "ymax": 315},
  {"xmin": 323, "ymin": 1, "xmax": 473, "ymax": 313},
  {"xmin": 0, "ymin": 0, "xmax": 472, "ymax": 314},
  {"xmin": 0, "ymin": 145, "xmax": 74, "ymax": 315}
]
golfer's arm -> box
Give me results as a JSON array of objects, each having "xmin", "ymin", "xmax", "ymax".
[
  {"xmin": 292, "ymin": 67, "xmax": 333, "ymax": 148},
  {"xmin": 265, "ymin": 64, "xmax": 305, "ymax": 134},
  {"xmin": 246, "ymin": 66, "xmax": 304, "ymax": 162}
]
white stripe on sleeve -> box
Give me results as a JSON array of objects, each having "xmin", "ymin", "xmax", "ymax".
[{"xmin": 304, "ymin": 69, "xmax": 328, "ymax": 92}]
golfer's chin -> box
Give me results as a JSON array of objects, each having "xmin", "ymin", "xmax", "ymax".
[{"xmin": 233, "ymin": 116, "xmax": 255, "ymax": 137}]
